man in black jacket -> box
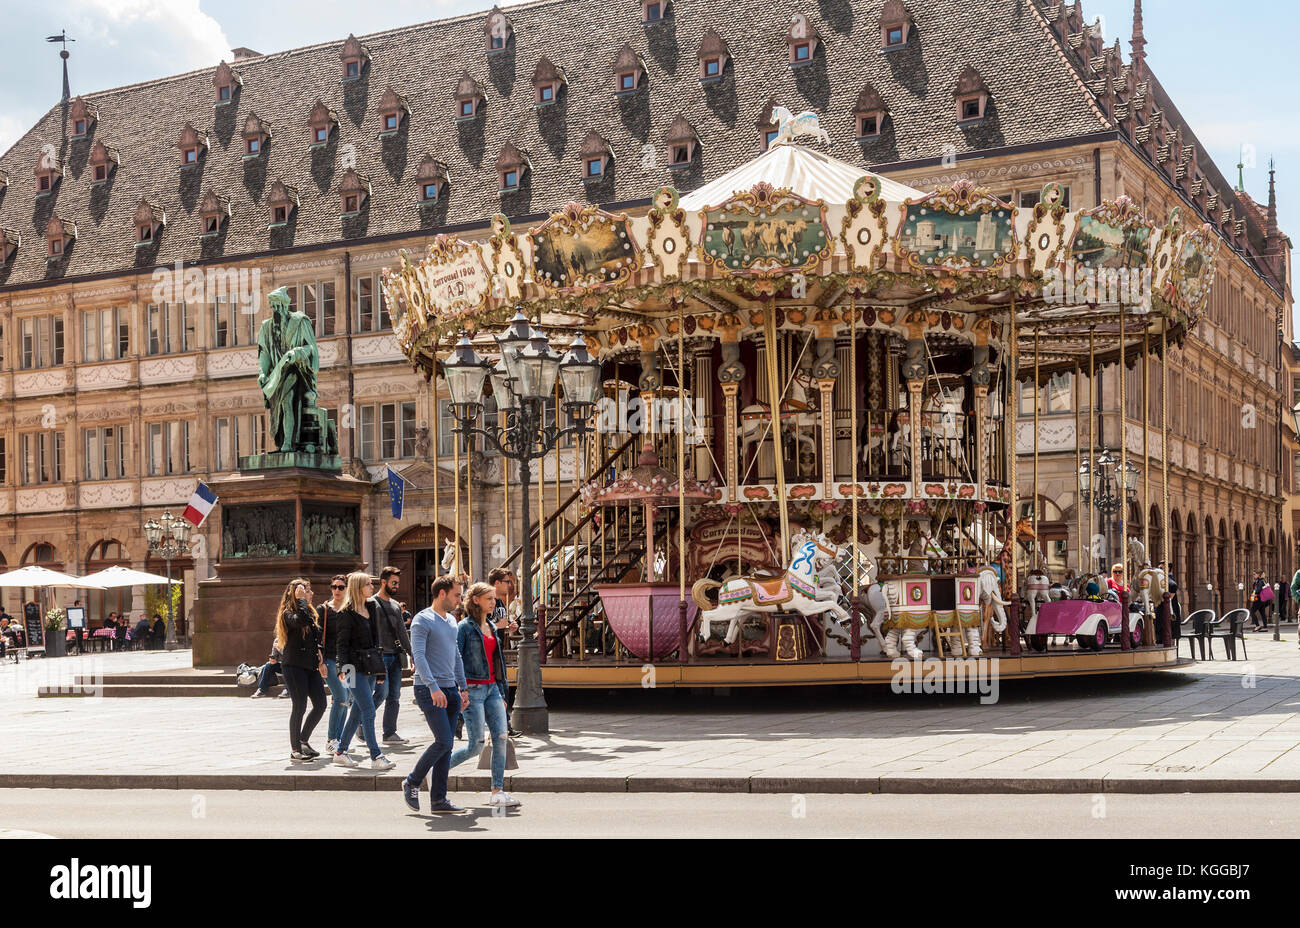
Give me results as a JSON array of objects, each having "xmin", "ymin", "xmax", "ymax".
[{"xmin": 371, "ymin": 566, "xmax": 413, "ymax": 744}]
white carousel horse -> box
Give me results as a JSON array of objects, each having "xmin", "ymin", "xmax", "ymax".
[
  {"xmin": 772, "ymin": 106, "xmax": 831, "ymax": 146},
  {"xmin": 1136, "ymin": 565, "xmax": 1167, "ymax": 616},
  {"xmin": 440, "ymin": 538, "xmax": 458, "ymax": 574},
  {"xmin": 691, "ymin": 533, "xmax": 848, "ymax": 646},
  {"xmin": 739, "ymin": 373, "xmax": 819, "ymax": 469},
  {"xmin": 854, "ymin": 568, "xmax": 894, "ymax": 652},
  {"xmin": 976, "ymin": 567, "xmax": 1010, "ymax": 634},
  {"xmin": 1023, "ymin": 568, "xmax": 1051, "ymax": 622},
  {"xmin": 1127, "ymin": 536, "xmax": 1147, "ymax": 570}
]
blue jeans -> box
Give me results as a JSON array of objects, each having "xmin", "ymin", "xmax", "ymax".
[
  {"xmin": 338, "ymin": 672, "xmax": 381, "ymax": 760},
  {"xmin": 406, "ymin": 685, "xmax": 461, "ymax": 802},
  {"xmin": 256, "ymin": 661, "xmax": 281, "ymax": 693},
  {"xmin": 322, "ymin": 659, "xmax": 351, "ymax": 742},
  {"xmin": 450, "ymin": 683, "xmax": 508, "ymax": 789},
  {"xmin": 372, "ymin": 653, "xmax": 404, "ymax": 738}
]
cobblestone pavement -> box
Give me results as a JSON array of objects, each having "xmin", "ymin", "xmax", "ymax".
[{"xmin": 2, "ymin": 635, "xmax": 1297, "ymax": 789}]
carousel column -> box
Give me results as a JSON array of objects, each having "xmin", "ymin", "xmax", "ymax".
[
  {"xmin": 812, "ymin": 310, "xmax": 840, "ymax": 500},
  {"xmin": 717, "ymin": 320, "xmax": 745, "ymax": 504},
  {"xmin": 902, "ymin": 322, "xmax": 927, "ymax": 500},
  {"xmin": 693, "ymin": 345, "xmax": 715, "ymax": 482},
  {"xmin": 971, "ymin": 338, "xmax": 992, "ymax": 504}
]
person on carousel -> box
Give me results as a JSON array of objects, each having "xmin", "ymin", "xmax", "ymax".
[
  {"xmin": 1083, "ymin": 579, "xmax": 1105, "ymax": 602},
  {"xmin": 1106, "ymin": 563, "xmax": 1129, "ymax": 601}
]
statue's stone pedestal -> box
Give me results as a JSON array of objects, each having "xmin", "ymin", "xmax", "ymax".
[
  {"xmin": 240, "ymin": 451, "xmax": 342, "ymax": 471},
  {"xmin": 191, "ymin": 467, "xmax": 369, "ymax": 668}
]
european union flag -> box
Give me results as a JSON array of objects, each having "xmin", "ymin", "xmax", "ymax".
[{"xmin": 387, "ymin": 465, "xmax": 405, "ymax": 519}]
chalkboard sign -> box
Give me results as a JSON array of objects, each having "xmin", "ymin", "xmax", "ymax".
[{"xmin": 23, "ymin": 602, "xmax": 43, "ymax": 652}]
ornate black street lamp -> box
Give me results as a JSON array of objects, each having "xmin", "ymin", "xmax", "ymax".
[
  {"xmin": 1078, "ymin": 448, "xmax": 1137, "ymax": 571},
  {"xmin": 442, "ymin": 310, "xmax": 602, "ymax": 734},
  {"xmin": 143, "ymin": 510, "xmax": 190, "ymax": 651}
]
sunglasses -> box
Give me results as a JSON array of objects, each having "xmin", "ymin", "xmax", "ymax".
[{"xmin": 330, "ymin": 585, "xmax": 344, "ymax": 590}]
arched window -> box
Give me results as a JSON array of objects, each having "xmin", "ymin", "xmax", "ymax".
[{"xmin": 86, "ymin": 540, "xmax": 131, "ymax": 625}]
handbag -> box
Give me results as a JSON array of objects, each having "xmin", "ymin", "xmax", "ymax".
[
  {"xmin": 1260, "ymin": 585, "xmax": 1275, "ymax": 603},
  {"xmin": 478, "ymin": 736, "xmax": 520, "ymax": 771},
  {"xmin": 317, "ymin": 605, "xmax": 329, "ymax": 678},
  {"xmin": 358, "ymin": 646, "xmax": 385, "ymax": 676}
]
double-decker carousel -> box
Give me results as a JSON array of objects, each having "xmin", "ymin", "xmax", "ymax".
[{"xmin": 382, "ymin": 131, "xmax": 1216, "ymax": 687}]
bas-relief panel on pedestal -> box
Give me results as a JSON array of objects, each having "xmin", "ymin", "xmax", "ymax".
[
  {"xmin": 12, "ymin": 369, "xmax": 69, "ymax": 396},
  {"xmin": 207, "ymin": 348, "xmax": 259, "ymax": 379},
  {"xmin": 76, "ymin": 361, "xmax": 134, "ymax": 392},
  {"xmin": 79, "ymin": 481, "xmax": 137, "ymax": 509},
  {"xmin": 140, "ymin": 478, "xmax": 193, "ymax": 505},
  {"xmin": 302, "ymin": 504, "xmax": 360, "ymax": 556},
  {"xmin": 222, "ymin": 502, "xmax": 296, "ymax": 558},
  {"xmin": 16, "ymin": 487, "xmax": 68, "ymax": 512},
  {"xmin": 139, "ymin": 355, "xmax": 198, "ymax": 385}
]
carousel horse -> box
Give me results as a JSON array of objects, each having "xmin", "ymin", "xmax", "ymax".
[
  {"xmin": 691, "ymin": 532, "xmax": 848, "ymax": 646},
  {"xmin": 976, "ymin": 565, "xmax": 1011, "ymax": 651},
  {"xmin": 1135, "ymin": 565, "xmax": 1167, "ymax": 616},
  {"xmin": 739, "ymin": 374, "xmax": 819, "ymax": 470},
  {"xmin": 771, "ymin": 105, "xmax": 832, "ymax": 146},
  {"xmin": 440, "ymin": 538, "xmax": 458, "ymax": 574},
  {"xmin": 1023, "ymin": 567, "xmax": 1051, "ymax": 622},
  {"xmin": 1128, "ymin": 536, "xmax": 1147, "ymax": 570},
  {"xmin": 853, "ymin": 566, "xmax": 893, "ymax": 652}
]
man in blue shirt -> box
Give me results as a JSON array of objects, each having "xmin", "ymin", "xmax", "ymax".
[{"xmin": 402, "ymin": 575, "xmax": 468, "ymax": 814}]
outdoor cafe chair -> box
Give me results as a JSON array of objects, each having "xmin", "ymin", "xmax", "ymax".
[
  {"xmin": 1208, "ymin": 608, "xmax": 1249, "ymax": 661},
  {"xmin": 1183, "ymin": 609, "xmax": 1214, "ymax": 660}
]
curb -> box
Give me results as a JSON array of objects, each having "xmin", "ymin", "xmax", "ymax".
[{"xmin": 1, "ymin": 773, "xmax": 1297, "ymax": 794}]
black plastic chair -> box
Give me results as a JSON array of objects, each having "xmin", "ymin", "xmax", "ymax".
[
  {"xmin": 1184, "ymin": 609, "xmax": 1214, "ymax": 660},
  {"xmin": 1208, "ymin": 608, "xmax": 1248, "ymax": 660}
]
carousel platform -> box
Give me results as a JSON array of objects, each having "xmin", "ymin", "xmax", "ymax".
[{"xmin": 512, "ymin": 647, "xmax": 1186, "ymax": 688}]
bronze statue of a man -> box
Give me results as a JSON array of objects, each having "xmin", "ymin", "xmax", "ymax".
[{"xmin": 257, "ymin": 286, "xmax": 323, "ymax": 453}]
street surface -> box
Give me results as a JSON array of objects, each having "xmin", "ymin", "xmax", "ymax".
[{"xmin": 2, "ymin": 789, "xmax": 1298, "ymax": 838}]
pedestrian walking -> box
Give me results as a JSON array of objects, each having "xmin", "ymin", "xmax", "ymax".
[
  {"xmin": 1277, "ymin": 575, "xmax": 1291, "ymax": 626},
  {"xmin": 450, "ymin": 582, "xmax": 521, "ymax": 808},
  {"xmin": 333, "ymin": 573, "xmax": 395, "ymax": 771},
  {"xmin": 275, "ymin": 578, "xmax": 326, "ymax": 762},
  {"xmin": 1249, "ymin": 570, "xmax": 1271, "ymax": 630},
  {"xmin": 318, "ymin": 575, "xmax": 352, "ymax": 755},
  {"xmin": 370, "ymin": 566, "xmax": 413, "ymax": 745},
  {"xmin": 400, "ymin": 575, "xmax": 468, "ymax": 814},
  {"xmin": 487, "ymin": 567, "xmax": 522, "ymax": 737}
]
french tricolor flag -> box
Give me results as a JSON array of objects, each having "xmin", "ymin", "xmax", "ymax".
[{"xmin": 182, "ymin": 481, "xmax": 219, "ymax": 527}]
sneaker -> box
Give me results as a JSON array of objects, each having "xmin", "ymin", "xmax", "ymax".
[
  {"xmin": 429, "ymin": 800, "xmax": 464, "ymax": 814},
  {"xmin": 382, "ymin": 734, "xmax": 409, "ymax": 744},
  {"xmin": 370, "ymin": 754, "xmax": 396, "ymax": 771},
  {"xmin": 290, "ymin": 751, "xmax": 309, "ymax": 763},
  {"xmin": 277, "ymin": 689, "xmax": 290, "ymax": 699},
  {"xmin": 488, "ymin": 791, "xmax": 521, "ymax": 808},
  {"xmin": 332, "ymin": 752, "xmax": 358, "ymax": 768},
  {"xmin": 249, "ymin": 690, "xmax": 267, "ymax": 699},
  {"xmin": 299, "ymin": 743, "xmax": 320, "ymax": 759},
  {"xmin": 400, "ymin": 779, "xmax": 420, "ymax": 812},
  {"xmin": 507, "ymin": 727, "xmax": 522, "ymax": 739},
  {"xmin": 326, "ymin": 739, "xmax": 339, "ymax": 755}
]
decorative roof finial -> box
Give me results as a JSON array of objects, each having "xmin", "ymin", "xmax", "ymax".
[
  {"xmin": 1130, "ymin": 0, "xmax": 1146, "ymax": 68},
  {"xmin": 1236, "ymin": 146, "xmax": 1246, "ymax": 193},
  {"xmin": 1266, "ymin": 157, "xmax": 1278, "ymax": 236}
]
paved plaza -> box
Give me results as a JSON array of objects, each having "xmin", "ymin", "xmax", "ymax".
[{"xmin": 4, "ymin": 635, "xmax": 1299, "ymax": 792}]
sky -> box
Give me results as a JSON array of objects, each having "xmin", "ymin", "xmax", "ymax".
[{"xmin": 0, "ymin": 0, "xmax": 1294, "ymax": 276}]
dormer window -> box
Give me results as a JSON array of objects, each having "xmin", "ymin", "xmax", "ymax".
[
  {"xmin": 880, "ymin": 0, "xmax": 914, "ymax": 48},
  {"xmin": 415, "ymin": 154, "xmax": 449, "ymax": 203},
  {"xmin": 337, "ymin": 168, "xmax": 371, "ymax": 218},
  {"xmin": 756, "ymin": 99, "xmax": 779, "ymax": 151},
  {"xmin": 954, "ymin": 66, "xmax": 990, "ymax": 123},
  {"xmin": 580, "ymin": 130, "xmax": 613, "ymax": 180},
  {"xmin": 378, "ymin": 88, "xmax": 409, "ymax": 136},
  {"xmin": 46, "ymin": 215, "xmax": 75, "ymax": 259},
  {"xmin": 308, "ymin": 100, "xmax": 337, "ymax": 148},
  {"xmin": 134, "ymin": 199, "xmax": 166, "ymax": 246},
  {"xmin": 484, "ymin": 7, "xmax": 513, "ymax": 54},
  {"xmin": 199, "ymin": 190, "xmax": 231, "ymax": 238},
  {"xmin": 787, "ymin": 13, "xmax": 820, "ymax": 66},
  {"xmin": 214, "ymin": 61, "xmax": 242, "ymax": 105},
  {"xmin": 88, "ymin": 140, "xmax": 121, "ymax": 185},
  {"xmin": 613, "ymin": 45, "xmax": 646, "ymax": 95},
  {"xmin": 242, "ymin": 113, "xmax": 270, "ymax": 158},
  {"xmin": 665, "ymin": 114, "xmax": 698, "ymax": 169},
  {"xmin": 266, "ymin": 179, "xmax": 299, "ymax": 228},
  {"xmin": 698, "ymin": 30, "xmax": 730, "ymax": 83},
  {"xmin": 853, "ymin": 83, "xmax": 886, "ymax": 138},
  {"xmin": 455, "ymin": 73, "xmax": 485, "ymax": 120},
  {"xmin": 340, "ymin": 34, "xmax": 369, "ymax": 81},
  {"xmin": 0, "ymin": 228, "xmax": 20, "ymax": 263},
  {"xmin": 34, "ymin": 156, "xmax": 63, "ymax": 196},
  {"xmin": 532, "ymin": 58, "xmax": 566, "ymax": 106},
  {"xmin": 643, "ymin": 0, "xmax": 670, "ymax": 22},
  {"xmin": 176, "ymin": 123, "xmax": 209, "ymax": 168},
  {"xmin": 496, "ymin": 142, "xmax": 530, "ymax": 192},
  {"xmin": 69, "ymin": 97, "xmax": 99, "ymax": 139}
]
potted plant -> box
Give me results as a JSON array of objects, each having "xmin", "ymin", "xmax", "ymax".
[{"xmin": 44, "ymin": 606, "xmax": 67, "ymax": 658}]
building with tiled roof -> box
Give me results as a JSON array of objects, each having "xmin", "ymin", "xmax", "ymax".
[{"xmin": 0, "ymin": 0, "xmax": 1290, "ymax": 624}]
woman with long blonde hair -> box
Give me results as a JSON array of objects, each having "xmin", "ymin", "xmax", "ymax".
[
  {"xmin": 332, "ymin": 572, "xmax": 395, "ymax": 770},
  {"xmin": 275, "ymin": 578, "xmax": 326, "ymax": 763}
]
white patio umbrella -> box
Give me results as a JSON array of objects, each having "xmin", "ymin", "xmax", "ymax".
[
  {"xmin": 75, "ymin": 565, "xmax": 178, "ymax": 588},
  {"xmin": 0, "ymin": 565, "xmax": 106, "ymax": 589}
]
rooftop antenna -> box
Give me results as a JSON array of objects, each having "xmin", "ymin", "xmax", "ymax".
[{"xmin": 46, "ymin": 30, "xmax": 75, "ymax": 102}]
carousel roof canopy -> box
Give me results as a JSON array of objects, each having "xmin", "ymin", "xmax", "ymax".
[{"xmin": 678, "ymin": 142, "xmax": 920, "ymax": 212}]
